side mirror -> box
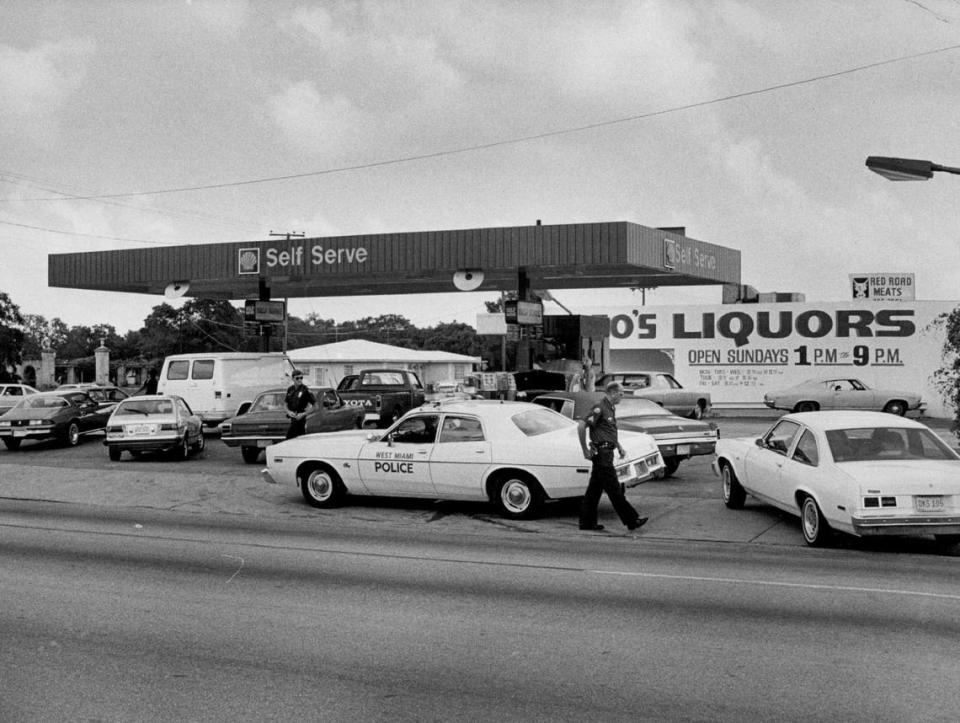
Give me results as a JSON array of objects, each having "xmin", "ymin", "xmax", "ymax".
[{"xmin": 755, "ymin": 438, "xmax": 765, "ymax": 448}]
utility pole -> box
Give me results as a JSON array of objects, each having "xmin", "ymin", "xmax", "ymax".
[{"xmin": 269, "ymin": 230, "xmax": 305, "ymax": 241}]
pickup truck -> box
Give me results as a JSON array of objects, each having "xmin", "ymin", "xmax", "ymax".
[{"xmin": 336, "ymin": 369, "xmax": 427, "ymax": 427}]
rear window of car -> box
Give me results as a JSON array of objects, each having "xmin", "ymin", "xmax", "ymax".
[
  {"xmin": 23, "ymin": 396, "xmax": 68, "ymax": 409},
  {"xmin": 251, "ymin": 392, "xmax": 285, "ymax": 412},
  {"xmin": 115, "ymin": 399, "xmax": 173, "ymax": 416},
  {"xmin": 827, "ymin": 427, "xmax": 959, "ymax": 462},
  {"xmin": 511, "ymin": 408, "xmax": 574, "ymax": 437}
]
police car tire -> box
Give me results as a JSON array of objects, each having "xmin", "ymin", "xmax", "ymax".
[
  {"xmin": 494, "ymin": 473, "xmax": 544, "ymax": 520},
  {"xmin": 721, "ymin": 462, "xmax": 746, "ymax": 509},
  {"xmin": 301, "ymin": 466, "xmax": 345, "ymax": 508}
]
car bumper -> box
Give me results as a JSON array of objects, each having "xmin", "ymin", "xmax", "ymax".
[
  {"xmin": 1, "ymin": 428, "xmax": 55, "ymax": 441},
  {"xmin": 221, "ymin": 435, "xmax": 284, "ymax": 448},
  {"xmin": 105, "ymin": 436, "xmax": 183, "ymax": 453},
  {"xmin": 657, "ymin": 440, "xmax": 716, "ymax": 459},
  {"xmin": 851, "ymin": 515, "xmax": 960, "ymax": 536}
]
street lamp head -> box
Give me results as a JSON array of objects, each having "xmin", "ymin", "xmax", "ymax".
[{"xmin": 865, "ymin": 156, "xmax": 934, "ymax": 181}]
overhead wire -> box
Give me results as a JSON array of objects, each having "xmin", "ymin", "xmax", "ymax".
[{"xmin": 8, "ymin": 42, "xmax": 960, "ymax": 203}]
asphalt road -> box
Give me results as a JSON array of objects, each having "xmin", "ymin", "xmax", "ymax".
[{"xmin": 3, "ymin": 501, "xmax": 960, "ymax": 722}]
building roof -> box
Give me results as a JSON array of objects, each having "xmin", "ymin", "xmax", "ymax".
[
  {"xmin": 48, "ymin": 221, "xmax": 741, "ymax": 300},
  {"xmin": 287, "ymin": 339, "xmax": 480, "ymax": 364}
]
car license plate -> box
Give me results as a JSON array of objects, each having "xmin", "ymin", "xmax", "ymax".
[
  {"xmin": 676, "ymin": 444, "xmax": 691, "ymax": 455},
  {"xmin": 127, "ymin": 424, "xmax": 156, "ymax": 436},
  {"xmin": 914, "ymin": 496, "xmax": 944, "ymax": 512},
  {"xmin": 257, "ymin": 440, "xmax": 273, "ymax": 448}
]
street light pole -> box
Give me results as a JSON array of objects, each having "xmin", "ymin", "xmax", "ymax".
[{"xmin": 865, "ymin": 156, "xmax": 960, "ymax": 181}]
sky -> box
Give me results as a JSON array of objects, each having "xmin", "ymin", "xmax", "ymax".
[{"xmin": 2, "ymin": 0, "xmax": 959, "ymax": 336}]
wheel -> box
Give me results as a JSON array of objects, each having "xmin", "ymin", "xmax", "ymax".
[
  {"xmin": 661, "ymin": 457, "xmax": 681, "ymax": 478},
  {"xmin": 175, "ymin": 436, "xmax": 189, "ymax": 461},
  {"xmin": 241, "ymin": 445, "xmax": 261, "ymax": 464},
  {"xmin": 64, "ymin": 422, "xmax": 81, "ymax": 446},
  {"xmin": 795, "ymin": 401, "xmax": 818, "ymax": 413},
  {"xmin": 108, "ymin": 446, "xmax": 122, "ymax": 462},
  {"xmin": 191, "ymin": 431, "xmax": 205, "ymax": 454},
  {"xmin": 494, "ymin": 473, "xmax": 544, "ymax": 520},
  {"xmin": 721, "ymin": 463, "xmax": 746, "ymax": 509},
  {"xmin": 3, "ymin": 438, "xmax": 22, "ymax": 450},
  {"xmin": 800, "ymin": 496, "xmax": 830, "ymax": 547},
  {"xmin": 883, "ymin": 400, "xmax": 907, "ymax": 416},
  {"xmin": 300, "ymin": 466, "xmax": 346, "ymax": 508}
]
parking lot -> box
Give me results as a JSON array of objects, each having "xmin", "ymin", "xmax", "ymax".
[{"xmin": 2, "ymin": 414, "xmax": 956, "ymax": 554}]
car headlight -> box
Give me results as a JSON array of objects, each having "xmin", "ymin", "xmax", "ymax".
[
  {"xmin": 220, "ymin": 423, "xmax": 231, "ymax": 434},
  {"xmin": 0, "ymin": 421, "xmax": 10, "ymax": 428},
  {"xmin": 29, "ymin": 419, "xmax": 47, "ymax": 426}
]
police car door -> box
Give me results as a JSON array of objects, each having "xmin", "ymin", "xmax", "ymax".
[
  {"xmin": 357, "ymin": 413, "xmax": 438, "ymax": 496},
  {"xmin": 430, "ymin": 414, "xmax": 492, "ymax": 499}
]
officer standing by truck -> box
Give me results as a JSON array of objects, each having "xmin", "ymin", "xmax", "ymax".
[{"xmin": 285, "ymin": 370, "xmax": 316, "ymax": 439}]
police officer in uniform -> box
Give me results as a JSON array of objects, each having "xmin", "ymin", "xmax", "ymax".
[
  {"xmin": 284, "ymin": 370, "xmax": 316, "ymax": 439},
  {"xmin": 577, "ymin": 381, "xmax": 648, "ymax": 532}
]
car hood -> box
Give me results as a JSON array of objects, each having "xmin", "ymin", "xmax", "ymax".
[
  {"xmin": 841, "ymin": 460, "xmax": 960, "ymax": 491},
  {"xmin": 268, "ymin": 428, "xmax": 373, "ymax": 457}
]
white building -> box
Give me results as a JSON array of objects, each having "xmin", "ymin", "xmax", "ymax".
[{"xmin": 287, "ymin": 339, "xmax": 481, "ymax": 389}]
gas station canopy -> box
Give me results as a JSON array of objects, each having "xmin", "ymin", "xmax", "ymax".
[{"xmin": 48, "ymin": 221, "xmax": 740, "ymax": 300}]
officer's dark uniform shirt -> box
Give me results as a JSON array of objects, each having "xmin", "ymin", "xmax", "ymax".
[
  {"xmin": 285, "ymin": 385, "xmax": 315, "ymax": 414},
  {"xmin": 582, "ymin": 397, "xmax": 618, "ymax": 446}
]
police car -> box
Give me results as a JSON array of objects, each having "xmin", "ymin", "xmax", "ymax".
[{"xmin": 262, "ymin": 400, "xmax": 664, "ymax": 519}]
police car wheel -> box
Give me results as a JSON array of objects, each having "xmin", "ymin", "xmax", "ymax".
[
  {"xmin": 494, "ymin": 473, "xmax": 543, "ymax": 520},
  {"xmin": 301, "ymin": 466, "xmax": 345, "ymax": 508}
]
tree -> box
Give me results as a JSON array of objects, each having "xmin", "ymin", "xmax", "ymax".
[
  {"xmin": 0, "ymin": 292, "xmax": 25, "ymax": 381},
  {"xmin": 931, "ymin": 306, "xmax": 960, "ymax": 439}
]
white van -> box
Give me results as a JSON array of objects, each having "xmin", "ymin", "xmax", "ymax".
[{"xmin": 157, "ymin": 352, "xmax": 295, "ymax": 427}]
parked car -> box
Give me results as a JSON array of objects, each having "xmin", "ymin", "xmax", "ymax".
[
  {"xmin": 713, "ymin": 411, "xmax": 960, "ymax": 547},
  {"xmin": 424, "ymin": 381, "xmax": 478, "ymax": 403},
  {"xmin": 103, "ymin": 394, "xmax": 205, "ymax": 461},
  {"xmin": 219, "ymin": 386, "xmax": 364, "ymax": 463},
  {"xmin": 0, "ymin": 391, "xmax": 114, "ymax": 449},
  {"xmin": 596, "ymin": 371, "xmax": 711, "ymax": 419},
  {"xmin": 336, "ymin": 369, "xmax": 427, "ymax": 427},
  {"xmin": 57, "ymin": 383, "xmax": 130, "ymax": 404},
  {"xmin": 762, "ymin": 377, "xmax": 925, "ymax": 416},
  {"xmin": 261, "ymin": 400, "xmax": 664, "ymax": 519},
  {"xmin": 0, "ymin": 383, "xmax": 40, "ymax": 415},
  {"xmin": 532, "ymin": 391, "xmax": 719, "ymax": 477}
]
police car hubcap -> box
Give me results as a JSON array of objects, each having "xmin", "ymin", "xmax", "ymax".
[
  {"xmin": 308, "ymin": 473, "xmax": 332, "ymax": 500},
  {"xmin": 502, "ymin": 481, "xmax": 530, "ymax": 512}
]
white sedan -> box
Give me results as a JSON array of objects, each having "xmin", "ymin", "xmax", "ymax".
[
  {"xmin": 262, "ymin": 400, "xmax": 664, "ymax": 519},
  {"xmin": 104, "ymin": 394, "xmax": 205, "ymax": 461},
  {"xmin": 713, "ymin": 411, "xmax": 960, "ymax": 547}
]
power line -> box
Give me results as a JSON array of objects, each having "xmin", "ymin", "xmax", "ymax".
[{"xmin": 12, "ymin": 43, "xmax": 960, "ymax": 203}]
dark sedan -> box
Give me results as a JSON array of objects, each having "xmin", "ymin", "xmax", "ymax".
[
  {"xmin": 533, "ymin": 391, "xmax": 719, "ymax": 477},
  {"xmin": 0, "ymin": 391, "xmax": 115, "ymax": 449},
  {"xmin": 219, "ymin": 386, "xmax": 364, "ymax": 463}
]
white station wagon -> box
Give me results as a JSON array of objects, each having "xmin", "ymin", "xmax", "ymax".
[
  {"xmin": 714, "ymin": 411, "xmax": 960, "ymax": 548},
  {"xmin": 262, "ymin": 400, "xmax": 664, "ymax": 519}
]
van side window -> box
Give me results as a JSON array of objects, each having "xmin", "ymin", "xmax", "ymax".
[
  {"xmin": 167, "ymin": 361, "xmax": 189, "ymax": 380},
  {"xmin": 192, "ymin": 360, "xmax": 215, "ymax": 380}
]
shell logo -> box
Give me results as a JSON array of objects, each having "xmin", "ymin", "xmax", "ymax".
[{"xmin": 238, "ymin": 248, "xmax": 260, "ymax": 274}]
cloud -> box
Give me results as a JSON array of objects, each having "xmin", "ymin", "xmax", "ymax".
[
  {"xmin": 0, "ymin": 38, "xmax": 95, "ymax": 141},
  {"xmin": 186, "ymin": 0, "xmax": 252, "ymax": 35},
  {"xmin": 267, "ymin": 81, "xmax": 367, "ymax": 155}
]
